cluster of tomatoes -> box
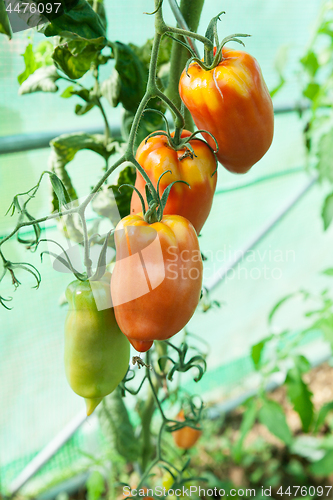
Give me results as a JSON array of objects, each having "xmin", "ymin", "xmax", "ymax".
[{"xmin": 64, "ymin": 47, "xmax": 274, "ymax": 416}]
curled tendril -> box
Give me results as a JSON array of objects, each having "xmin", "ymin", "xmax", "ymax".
[
  {"xmin": 159, "ymin": 341, "xmax": 207, "ymax": 382},
  {"xmin": 119, "ymin": 366, "xmax": 147, "ymax": 397}
]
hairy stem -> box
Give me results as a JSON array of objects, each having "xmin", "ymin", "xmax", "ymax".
[{"xmin": 165, "ymin": 0, "xmax": 205, "ymax": 130}]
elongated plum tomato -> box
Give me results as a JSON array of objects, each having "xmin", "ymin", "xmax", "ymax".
[
  {"xmin": 172, "ymin": 409, "xmax": 202, "ymax": 449},
  {"xmin": 131, "ymin": 130, "xmax": 217, "ymax": 234},
  {"xmin": 64, "ymin": 273, "xmax": 130, "ymax": 416},
  {"xmin": 179, "ymin": 48, "xmax": 274, "ymax": 174},
  {"xmin": 111, "ymin": 214, "xmax": 203, "ymax": 352}
]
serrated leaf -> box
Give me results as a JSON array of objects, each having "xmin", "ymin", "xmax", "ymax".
[
  {"xmin": 258, "ymin": 399, "xmax": 292, "ymax": 445},
  {"xmin": 0, "ymin": 0, "xmax": 12, "ymax": 38},
  {"xmin": 286, "ymin": 364, "xmax": 314, "ymax": 432},
  {"xmin": 19, "ymin": 66, "xmax": 60, "ymax": 94},
  {"xmin": 322, "ymin": 193, "xmax": 333, "ymax": 230}
]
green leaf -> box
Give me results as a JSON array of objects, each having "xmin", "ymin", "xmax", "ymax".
[
  {"xmin": 49, "ymin": 173, "xmax": 72, "ymax": 210},
  {"xmin": 268, "ymin": 293, "xmax": 295, "ymax": 324},
  {"xmin": 110, "ymin": 41, "xmax": 146, "ymax": 113},
  {"xmin": 251, "ymin": 340, "xmax": 265, "ymax": 369},
  {"xmin": 314, "ymin": 401, "xmax": 333, "ymax": 434},
  {"xmin": 52, "ymin": 41, "xmax": 100, "ymax": 80},
  {"xmin": 49, "ymin": 132, "xmax": 111, "ymax": 212},
  {"xmin": 19, "ymin": 66, "xmax": 60, "ymax": 94},
  {"xmin": 109, "ymin": 166, "xmax": 136, "ymax": 220},
  {"xmin": 87, "ymin": 0, "xmax": 107, "ymax": 31},
  {"xmin": 258, "ymin": 399, "xmax": 292, "ymax": 445},
  {"xmin": 303, "ymin": 82, "xmax": 320, "ymax": 101},
  {"xmin": 233, "ymin": 398, "xmax": 258, "ymax": 462},
  {"xmin": 61, "ymin": 85, "xmax": 75, "ymax": 98},
  {"xmin": 322, "ymin": 268, "xmax": 333, "ymax": 276},
  {"xmin": 286, "ymin": 362, "xmax": 314, "ymax": 432},
  {"xmin": 310, "ymin": 450, "xmax": 333, "ymax": 476},
  {"xmin": 0, "ymin": 0, "xmax": 12, "ymax": 39},
  {"xmin": 75, "ymin": 102, "xmax": 95, "ymax": 115},
  {"xmin": 129, "ymin": 36, "xmax": 172, "ymax": 73},
  {"xmin": 98, "ymin": 387, "xmax": 140, "ymax": 462},
  {"xmin": 100, "ymin": 70, "xmax": 121, "ymax": 108},
  {"xmin": 34, "ymin": 40, "xmax": 54, "ymax": 66},
  {"xmin": 50, "ymin": 132, "xmax": 110, "ymax": 163},
  {"xmin": 38, "ymin": 0, "xmax": 106, "ymax": 39},
  {"xmin": 300, "ymin": 51, "xmax": 319, "ymax": 77},
  {"xmin": 61, "ymin": 86, "xmax": 91, "ymax": 101},
  {"xmin": 86, "ymin": 470, "xmax": 105, "ymax": 500},
  {"xmin": 18, "ymin": 43, "xmax": 40, "ymax": 85},
  {"xmin": 322, "ymin": 193, "xmax": 333, "ymax": 230},
  {"xmin": 317, "ymin": 128, "xmax": 333, "ymax": 183}
]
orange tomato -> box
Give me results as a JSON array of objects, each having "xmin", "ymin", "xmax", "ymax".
[
  {"xmin": 179, "ymin": 48, "xmax": 274, "ymax": 174},
  {"xmin": 131, "ymin": 130, "xmax": 217, "ymax": 234},
  {"xmin": 111, "ymin": 214, "xmax": 203, "ymax": 352},
  {"xmin": 172, "ymin": 410, "xmax": 202, "ymax": 449}
]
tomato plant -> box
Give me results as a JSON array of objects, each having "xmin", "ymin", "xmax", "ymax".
[
  {"xmin": 0, "ymin": 0, "xmax": 278, "ymax": 494},
  {"xmin": 111, "ymin": 213, "xmax": 203, "ymax": 352},
  {"xmin": 131, "ymin": 130, "xmax": 217, "ymax": 234},
  {"xmin": 64, "ymin": 273, "xmax": 130, "ymax": 415},
  {"xmin": 179, "ymin": 47, "xmax": 274, "ymax": 174}
]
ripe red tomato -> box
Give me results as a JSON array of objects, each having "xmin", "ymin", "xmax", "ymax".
[
  {"xmin": 110, "ymin": 213, "xmax": 203, "ymax": 352},
  {"xmin": 172, "ymin": 410, "xmax": 202, "ymax": 449},
  {"xmin": 179, "ymin": 48, "xmax": 274, "ymax": 174},
  {"xmin": 131, "ymin": 130, "xmax": 217, "ymax": 234}
]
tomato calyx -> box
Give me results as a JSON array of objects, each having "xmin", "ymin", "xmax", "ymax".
[
  {"xmin": 121, "ymin": 169, "xmax": 189, "ymax": 225},
  {"xmin": 184, "ymin": 11, "xmax": 250, "ymax": 74},
  {"xmin": 142, "ymin": 109, "xmax": 219, "ymax": 175}
]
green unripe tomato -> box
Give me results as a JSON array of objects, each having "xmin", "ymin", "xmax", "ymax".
[{"xmin": 64, "ymin": 273, "xmax": 130, "ymax": 415}]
